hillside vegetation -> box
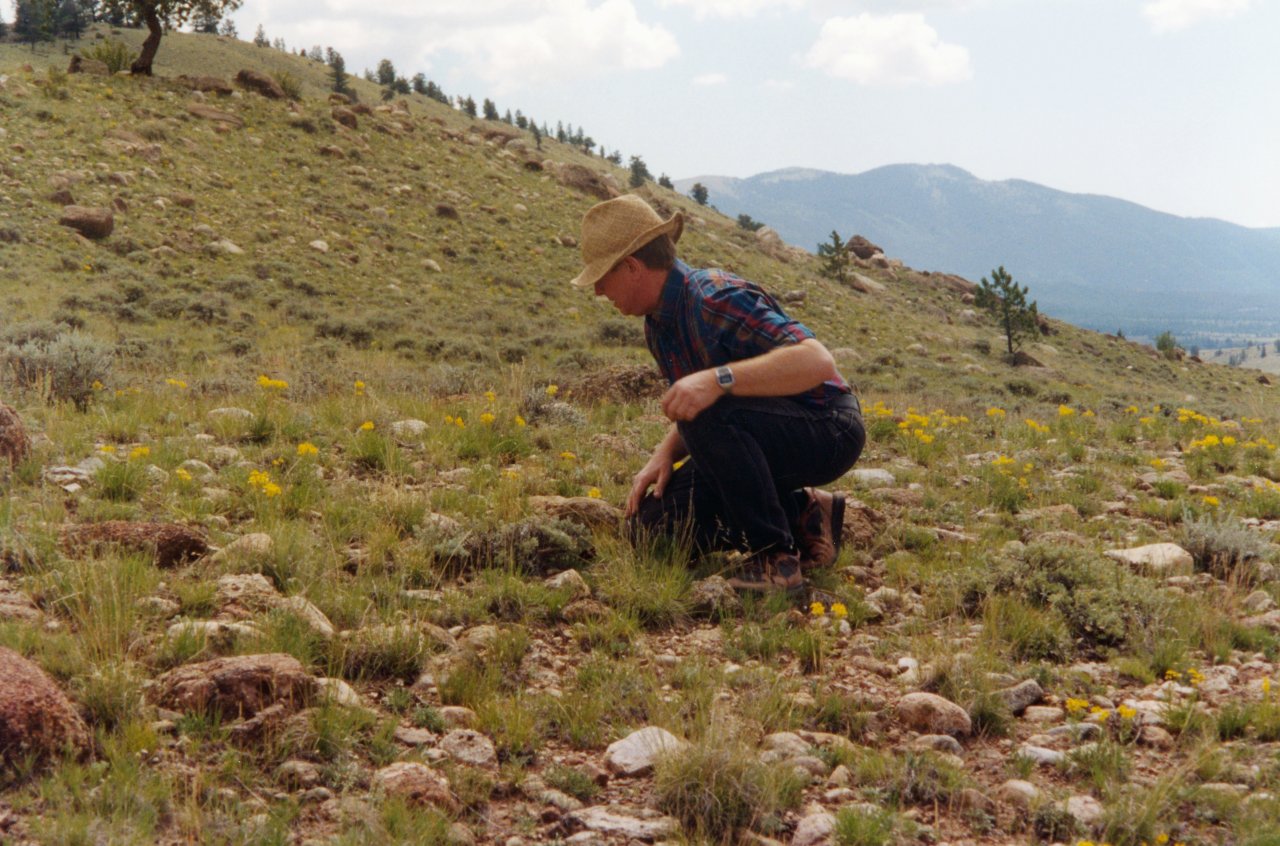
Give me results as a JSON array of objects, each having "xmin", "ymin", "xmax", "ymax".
[{"xmin": 2, "ymin": 27, "xmax": 1280, "ymax": 846}]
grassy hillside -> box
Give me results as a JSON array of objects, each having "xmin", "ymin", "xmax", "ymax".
[{"xmin": 1, "ymin": 29, "xmax": 1280, "ymax": 846}]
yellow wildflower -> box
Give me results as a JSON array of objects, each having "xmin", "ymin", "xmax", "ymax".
[
  {"xmin": 484, "ymin": 390, "xmax": 496, "ymax": 403},
  {"xmin": 1090, "ymin": 706, "xmax": 1111, "ymax": 721},
  {"xmin": 559, "ymin": 451, "xmax": 576, "ymax": 460},
  {"xmin": 359, "ymin": 421, "xmax": 375, "ymax": 431},
  {"xmin": 92, "ymin": 380, "xmax": 104, "ymax": 391},
  {"xmin": 175, "ymin": 468, "xmax": 192, "ymax": 482},
  {"xmin": 1059, "ymin": 404, "xmax": 1075, "ymax": 417},
  {"xmin": 587, "ymin": 487, "xmax": 602, "ymax": 499},
  {"xmin": 986, "ymin": 407, "xmax": 1006, "ymax": 418},
  {"xmin": 1264, "ymin": 677, "xmax": 1272, "ymax": 694},
  {"xmin": 546, "ymin": 384, "xmax": 559, "ymax": 396},
  {"xmin": 1165, "ymin": 669, "xmax": 1183, "ymax": 681},
  {"xmin": 1155, "ymin": 834, "xmax": 1169, "ymax": 845},
  {"xmin": 297, "ymin": 442, "xmax": 319, "ymax": 456},
  {"xmin": 1125, "ymin": 405, "xmax": 1139, "ymax": 414},
  {"xmin": 1222, "ymin": 435, "xmax": 1237, "ymax": 446},
  {"xmin": 1082, "ymin": 409, "xmax": 1095, "ymax": 418},
  {"xmin": 1117, "ymin": 705, "xmax": 1137, "ymax": 721},
  {"xmin": 98, "ymin": 444, "xmax": 116, "ymax": 454},
  {"xmin": 263, "ymin": 482, "xmax": 282, "ymax": 497},
  {"xmin": 992, "ymin": 455, "xmax": 1015, "ymax": 467},
  {"xmin": 354, "ymin": 379, "xmax": 365, "ymax": 395},
  {"xmin": 444, "ymin": 415, "xmax": 454, "ymax": 424},
  {"xmin": 809, "ymin": 601, "xmax": 825, "ymax": 617},
  {"xmin": 1202, "ymin": 495, "xmax": 1220, "ymax": 507},
  {"xmin": 455, "ymin": 417, "xmax": 465, "ymax": 428},
  {"xmin": 129, "ymin": 446, "xmax": 150, "ymax": 460},
  {"xmin": 480, "ymin": 412, "xmax": 496, "ymax": 425},
  {"xmin": 831, "ymin": 602, "xmax": 848, "ymax": 619},
  {"xmin": 1065, "ymin": 698, "xmax": 1088, "ymax": 714},
  {"xmin": 1150, "ymin": 458, "xmax": 1165, "ymax": 469},
  {"xmin": 1187, "ymin": 668, "xmax": 1204, "ymax": 686},
  {"xmin": 257, "ymin": 374, "xmax": 288, "ymax": 391},
  {"xmin": 515, "ymin": 415, "xmax": 527, "ymax": 427},
  {"xmin": 166, "ymin": 378, "xmax": 187, "ymax": 389}
]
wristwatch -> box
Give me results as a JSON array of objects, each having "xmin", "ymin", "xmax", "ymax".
[{"xmin": 715, "ymin": 365, "xmax": 735, "ymax": 393}]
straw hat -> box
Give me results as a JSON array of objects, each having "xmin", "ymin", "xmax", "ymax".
[{"xmin": 569, "ymin": 195, "xmax": 684, "ymax": 289}]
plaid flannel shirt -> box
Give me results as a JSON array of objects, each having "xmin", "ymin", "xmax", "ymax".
[{"xmin": 644, "ymin": 260, "xmax": 852, "ymax": 409}]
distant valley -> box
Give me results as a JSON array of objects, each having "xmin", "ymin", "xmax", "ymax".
[{"xmin": 676, "ymin": 165, "xmax": 1280, "ymax": 348}]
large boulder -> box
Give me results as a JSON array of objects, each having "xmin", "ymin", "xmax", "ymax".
[
  {"xmin": 67, "ymin": 55, "xmax": 110, "ymax": 75},
  {"xmin": 0, "ymin": 647, "xmax": 91, "ymax": 765},
  {"xmin": 235, "ymin": 69, "xmax": 286, "ymax": 99},
  {"xmin": 151, "ymin": 653, "xmax": 315, "ymax": 719},
  {"xmin": 58, "ymin": 205, "xmax": 113, "ymax": 239},
  {"xmin": 1105, "ymin": 542, "xmax": 1194, "ymax": 575},
  {"xmin": 847, "ymin": 235, "xmax": 883, "ymax": 260},
  {"xmin": 61, "ymin": 521, "xmax": 208, "ymax": 568},
  {"xmin": 176, "ymin": 75, "xmax": 234, "ymax": 95},
  {"xmin": 0, "ymin": 401, "xmax": 30, "ymax": 467},
  {"xmin": 895, "ymin": 692, "xmax": 972, "ymax": 737},
  {"xmin": 553, "ymin": 163, "xmax": 618, "ymax": 201},
  {"xmin": 603, "ymin": 726, "xmax": 685, "ymax": 776}
]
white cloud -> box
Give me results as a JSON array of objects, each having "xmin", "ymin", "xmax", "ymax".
[
  {"xmin": 1142, "ymin": 0, "xmax": 1254, "ymax": 31},
  {"xmin": 658, "ymin": 0, "xmax": 802, "ymax": 19},
  {"xmin": 803, "ymin": 13, "xmax": 971, "ymax": 86},
  {"xmin": 424, "ymin": 0, "xmax": 679, "ymax": 91},
  {"xmin": 693, "ymin": 73, "xmax": 729, "ymax": 85}
]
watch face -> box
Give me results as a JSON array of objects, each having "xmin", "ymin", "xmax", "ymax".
[{"xmin": 717, "ymin": 367, "xmax": 733, "ymax": 387}]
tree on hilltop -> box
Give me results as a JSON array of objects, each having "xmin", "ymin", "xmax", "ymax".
[
  {"xmin": 375, "ymin": 58, "xmax": 396, "ymax": 87},
  {"xmin": 13, "ymin": 0, "xmax": 56, "ymax": 48},
  {"xmin": 628, "ymin": 155, "xmax": 651, "ymax": 188},
  {"xmin": 690, "ymin": 183, "xmax": 708, "ymax": 206},
  {"xmin": 98, "ymin": 0, "xmax": 245, "ymax": 75},
  {"xmin": 252, "ymin": 23, "xmax": 267, "ymax": 46},
  {"xmin": 327, "ymin": 49, "xmax": 351, "ymax": 98},
  {"xmin": 975, "ymin": 266, "xmax": 1039, "ymax": 357}
]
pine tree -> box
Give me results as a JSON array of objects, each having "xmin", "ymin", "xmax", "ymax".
[
  {"xmin": 658, "ymin": 174, "xmax": 673, "ymax": 189},
  {"xmin": 411, "ymin": 73, "xmax": 427, "ymax": 95},
  {"xmin": 515, "ymin": 110, "xmax": 526, "ymax": 130},
  {"xmin": 482, "ymin": 98, "xmax": 499, "ymax": 120},
  {"xmin": 192, "ymin": 7, "xmax": 219, "ymax": 32},
  {"xmin": 56, "ymin": 0, "xmax": 89, "ymax": 38},
  {"xmin": 628, "ymin": 155, "xmax": 651, "ymax": 188},
  {"xmin": 328, "ymin": 50, "xmax": 351, "ymax": 97},
  {"xmin": 531, "ymin": 123, "xmax": 542, "ymax": 150},
  {"xmin": 217, "ymin": 16, "xmax": 236, "ymax": 37},
  {"xmin": 376, "ymin": 58, "xmax": 396, "ymax": 87},
  {"xmin": 975, "ymin": 266, "xmax": 1040, "ymax": 357},
  {"xmin": 252, "ymin": 23, "xmax": 267, "ymax": 46},
  {"xmin": 14, "ymin": 0, "xmax": 55, "ymax": 48},
  {"xmin": 462, "ymin": 96, "xmax": 477, "ymax": 118},
  {"xmin": 817, "ymin": 231, "xmax": 850, "ymax": 285},
  {"xmin": 690, "ymin": 183, "xmax": 709, "ymax": 206}
]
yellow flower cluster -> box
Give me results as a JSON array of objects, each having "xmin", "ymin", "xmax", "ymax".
[
  {"xmin": 248, "ymin": 469, "xmax": 282, "ymax": 497},
  {"xmin": 129, "ymin": 446, "xmax": 151, "ymax": 460},
  {"xmin": 354, "ymin": 379, "xmax": 366, "ymax": 396},
  {"xmin": 587, "ymin": 487, "xmax": 602, "ymax": 499},
  {"xmin": 360, "ymin": 421, "xmax": 376, "ymax": 431},
  {"xmin": 257, "ymin": 374, "xmax": 288, "ymax": 391},
  {"xmin": 986, "ymin": 407, "xmax": 1006, "ymax": 419},
  {"xmin": 480, "ymin": 412, "xmax": 496, "ymax": 425},
  {"xmin": 992, "ymin": 455, "xmax": 1016, "ymax": 468},
  {"xmin": 174, "ymin": 468, "xmax": 192, "ymax": 482},
  {"xmin": 1177, "ymin": 407, "xmax": 1219, "ymax": 426},
  {"xmin": 1116, "ymin": 704, "xmax": 1137, "ymax": 721},
  {"xmin": 545, "ymin": 384, "xmax": 559, "ymax": 397},
  {"xmin": 1065, "ymin": 697, "xmax": 1089, "ymax": 715},
  {"xmin": 166, "ymin": 378, "xmax": 188, "ymax": 389},
  {"xmin": 1058, "ymin": 404, "xmax": 1075, "ymax": 417},
  {"xmin": 870, "ymin": 400, "xmax": 895, "ymax": 418},
  {"xmin": 297, "ymin": 442, "xmax": 319, "ymax": 456},
  {"xmin": 1024, "ymin": 419, "xmax": 1049, "ymax": 434}
]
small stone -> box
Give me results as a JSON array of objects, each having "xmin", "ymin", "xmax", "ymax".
[
  {"xmin": 1022, "ymin": 706, "xmax": 1065, "ymax": 724},
  {"xmin": 791, "ymin": 812, "xmax": 835, "ymax": 846},
  {"xmin": 390, "ymin": 419, "xmax": 429, "ymax": 439},
  {"xmin": 1137, "ymin": 724, "xmax": 1175, "ymax": 749},
  {"xmin": 440, "ymin": 729, "xmax": 497, "ymax": 767},
  {"xmin": 309, "ymin": 239, "xmax": 329, "ymax": 253},
  {"xmin": 762, "ymin": 731, "xmax": 810, "ymax": 758},
  {"xmin": 997, "ymin": 779, "xmax": 1041, "ymax": 810},
  {"xmin": 997, "ymin": 679, "xmax": 1044, "ymax": 715},
  {"xmin": 603, "ymin": 726, "xmax": 685, "ymax": 776},
  {"xmin": 913, "ymin": 734, "xmax": 963, "ymax": 755},
  {"xmin": 1017, "ymin": 744, "xmax": 1065, "ymax": 766},
  {"xmin": 205, "ymin": 238, "xmax": 245, "ymax": 256},
  {"xmin": 851, "ymin": 468, "xmax": 895, "ymax": 487},
  {"xmin": 439, "ymin": 706, "xmax": 477, "ymax": 728},
  {"xmin": 544, "ymin": 569, "xmax": 591, "ymax": 600},
  {"xmin": 1104, "ymin": 542, "xmax": 1194, "ymax": 575},
  {"xmin": 372, "ymin": 762, "xmax": 457, "ymax": 812},
  {"xmin": 568, "ymin": 806, "xmax": 678, "ymax": 840},
  {"xmin": 1063, "ymin": 794, "xmax": 1104, "ymax": 826}
]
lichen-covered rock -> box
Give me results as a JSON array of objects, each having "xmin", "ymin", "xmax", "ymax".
[
  {"xmin": 235, "ymin": 68, "xmax": 286, "ymax": 99},
  {"xmin": 151, "ymin": 653, "xmax": 315, "ymax": 719},
  {"xmin": 433, "ymin": 517, "xmax": 594, "ymax": 575},
  {"xmin": 0, "ymin": 646, "xmax": 91, "ymax": 765},
  {"xmin": 61, "ymin": 520, "xmax": 208, "ymax": 568},
  {"xmin": 529, "ymin": 495, "xmax": 623, "ymax": 531}
]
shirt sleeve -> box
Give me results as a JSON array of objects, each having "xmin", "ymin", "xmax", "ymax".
[{"xmin": 700, "ymin": 283, "xmax": 815, "ymax": 362}]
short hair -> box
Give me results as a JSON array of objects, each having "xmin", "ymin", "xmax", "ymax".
[{"xmin": 631, "ymin": 234, "xmax": 676, "ymax": 271}]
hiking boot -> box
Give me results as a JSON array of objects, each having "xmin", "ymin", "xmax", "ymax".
[
  {"xmin": 794, "ymin": 487, "xmax": 845, "ymax": 569},
  {"xmin": 726, "ymin": 550, "xmax": 807, "ymax": 597}
]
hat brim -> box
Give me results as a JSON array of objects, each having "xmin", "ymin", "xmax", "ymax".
[{"xmin": 570, "ymin": 211, "xmax": 684, "ymax": 289}]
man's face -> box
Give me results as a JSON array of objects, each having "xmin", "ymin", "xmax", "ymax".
[{"xmin": 593, "ymin": 257, "xmax": 652, "ymax": 316}]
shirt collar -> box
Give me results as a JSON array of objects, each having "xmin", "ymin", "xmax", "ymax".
[{"xmin": 648, "ymin": 259, "xmax": 690, "ymax": 327}]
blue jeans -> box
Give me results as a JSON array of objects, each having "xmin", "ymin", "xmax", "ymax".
[{"xmin": 630, "ymin": 395, "xmax": 865, "ymax": 555}]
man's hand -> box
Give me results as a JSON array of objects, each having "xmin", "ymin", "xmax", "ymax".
[
  {"xmin": 661, "ymin": 369, "xmax": 723, "ymax": 422},
  {"xmin": 626, "ymin": 455, "xmax": 673, "ymax": 517}
]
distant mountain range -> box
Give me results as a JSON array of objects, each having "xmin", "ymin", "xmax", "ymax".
[{"xmin": 675, "ymin": 165, "xmax": 1280, "ymax": 345}]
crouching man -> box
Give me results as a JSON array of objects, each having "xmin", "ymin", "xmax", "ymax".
[{"xmin": 570, "ymin": 195, "xmax": 865, "ymax": 596}]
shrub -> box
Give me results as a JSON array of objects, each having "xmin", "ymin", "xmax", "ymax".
[
  {"xmin": 1179, "ymin": 509, "xmax": 1268, "ymax": 582},
  {"xmin": 2, "ymin": 330, "xmax": 114, "ymax": 408},
  {"xmin": 653, "ymin": 722, "xmax": 805, "ymax": 841},
  {"xmin": 81, "ymin": 39, "xmax": 137, "ymax": 74},
  {"xmin": 271, "ymin": 70, "xmax": 303, "ymax": 100}
]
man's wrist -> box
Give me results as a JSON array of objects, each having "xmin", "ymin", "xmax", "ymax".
[{"xmin": 714, "ymin": 365, "xmax": 735, "ymax": 393}]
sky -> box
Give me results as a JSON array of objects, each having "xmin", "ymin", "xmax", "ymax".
[{"xmin": 229, "ymin": 0, "xmax": 1280, "ymax": 229}]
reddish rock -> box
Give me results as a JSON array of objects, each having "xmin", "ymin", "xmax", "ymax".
[
  {"xmin": 896, "ymin": 692, "xmax": 972, "ymax": 737},
  {"xmin": 58, "ymin": 205, "xmax": 113, "ymax": 239},
  {"xmin": 61, "ymin": 521, "xmax": 208, "ymax": 568},
  {"xmin": 847, "ymin": 235, "xmax": 882, "ymax": 260},
  {"xmin": 235, "ymin": 69, "xmax": 285, "ymax": 99},
  {"xmin": 0, "ymin": 401, "xmax": 30, "ymax": 468},
  {"xmin": 151, "ymin": 654, "xmax": 315, "ymax": 719},
  {"xmin": 331, "ymin": 107, "xmax": 358, "ymax": 129},
  {"xmin": 554, "ymin": 163, "xmax": 618, "ymax": 201},
  {"xmin": 0, "ymin": 646, "xmax": 91, "ymax": 765},
  {"xmin": 373, "ymin": 762, "xmax": 458, "ymax": 812}
]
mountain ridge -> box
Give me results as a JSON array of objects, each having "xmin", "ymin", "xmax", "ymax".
[{"xmin": 676, "ymin": 165, "xmax": 1280, "ymax": 344}]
